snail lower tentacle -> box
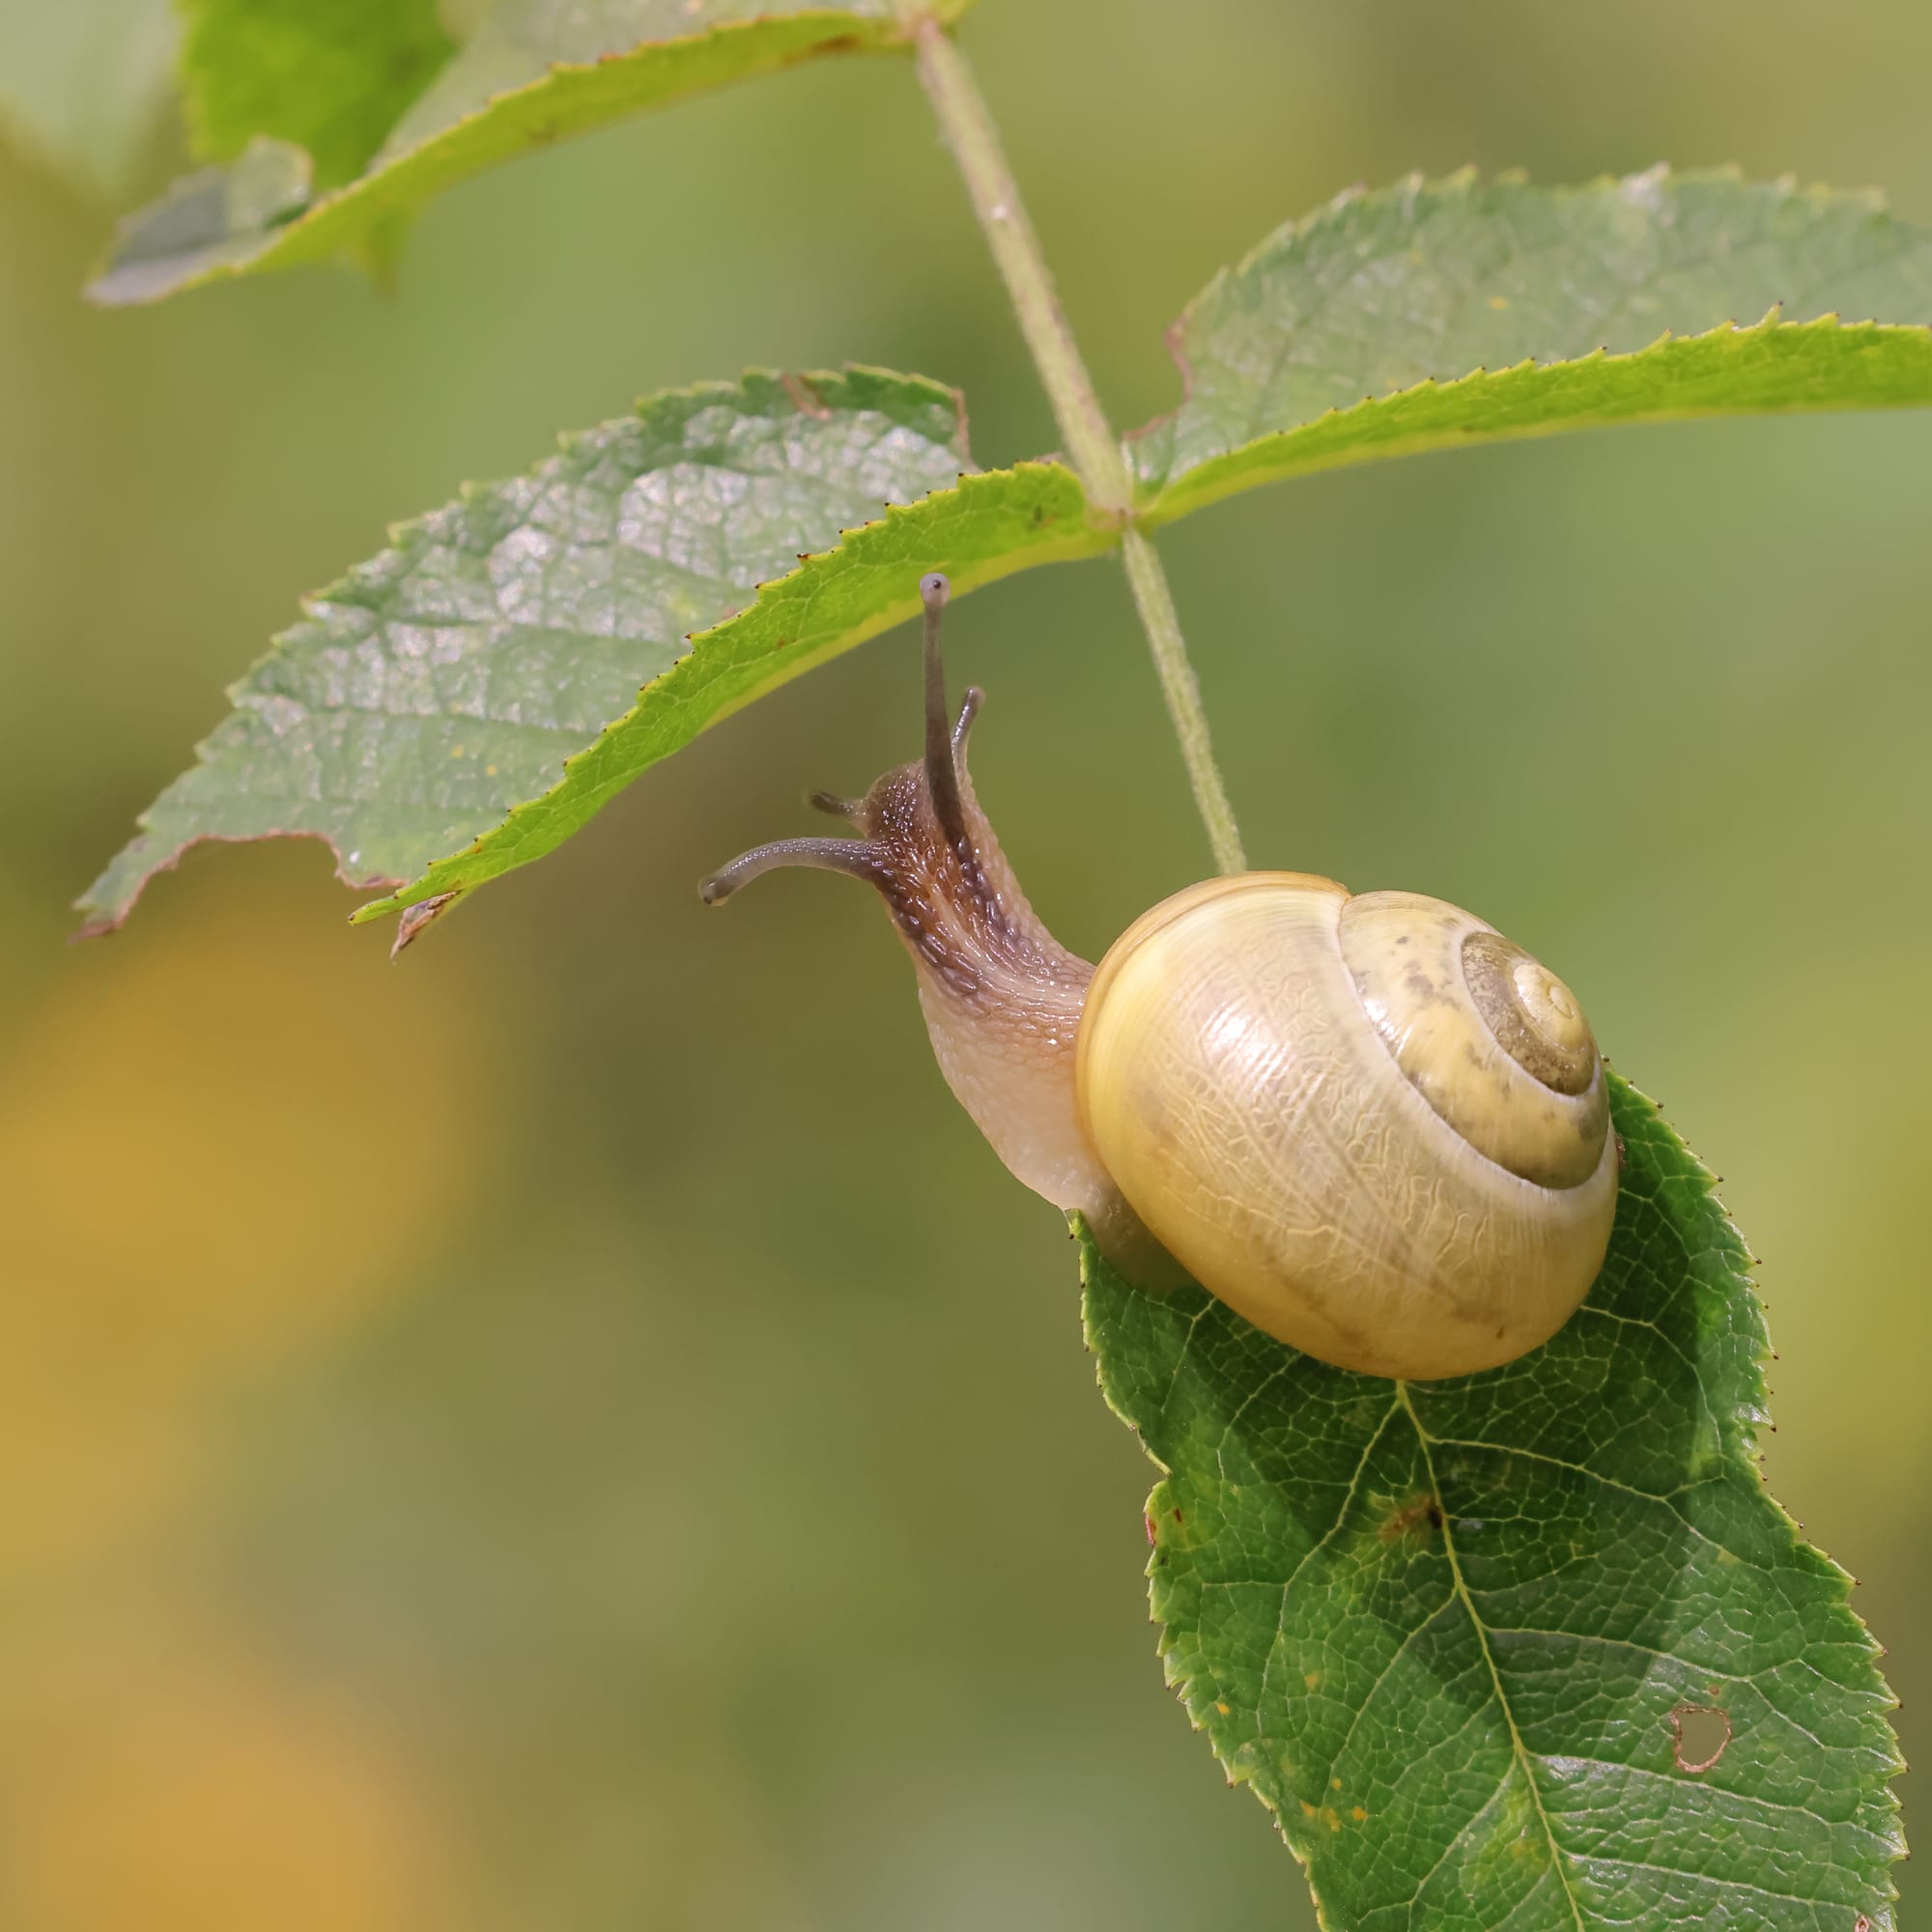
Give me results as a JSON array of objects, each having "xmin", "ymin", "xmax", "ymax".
[{"xmin": 696, "ymin": 836, "xmax": 879, "ymax": 905}]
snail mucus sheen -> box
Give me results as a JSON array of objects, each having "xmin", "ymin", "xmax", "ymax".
[{"xmin": 700, "ymin": 575, "xmax": 1617, "ymax": 1381}]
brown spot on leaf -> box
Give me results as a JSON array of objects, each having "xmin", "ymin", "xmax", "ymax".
[
  {"xmin": 1668, "ymin": 1702, "xmax": 1731, "ymax": 1774},
  {"xmin": 781, "ymin": 372, "xmax": 832, "ymax": 419},
  {"xmin": 1380, "ymin": 1493, "xmax": 1442, "ymax": 1542},
  {"xmin": 390, "ymin": 892, "xmax": 461, "ymax": 959}
]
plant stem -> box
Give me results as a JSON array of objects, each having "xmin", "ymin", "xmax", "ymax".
[
  {"xmin": 909, "ymin": 15, "xmax": 1129, "ymax": 515},
  {"xmin": 1119, "ymin": 526, "xmax": 1248, "ymax": 873},
  {"xmin": 910, "ymin": 14, "xmax": 1248, "ymax": 873}
]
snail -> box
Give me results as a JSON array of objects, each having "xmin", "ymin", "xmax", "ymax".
[{"xmin": 700, "ymin": 574, "xmax": 1617, "ymax": 1380}]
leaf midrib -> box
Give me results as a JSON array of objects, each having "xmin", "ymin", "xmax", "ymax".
[{"xmin": 1394, "ymin": 1378, "xmax": 1589, "ymax": 1932}]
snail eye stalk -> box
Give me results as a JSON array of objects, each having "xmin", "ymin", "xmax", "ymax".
[
  {"xmin": 918, "ymin": 572, "xmax": 969, "ymax": 853},
  {"xmin": 696, "ymin": 572, "xmax": 974, "ymax": 909}
]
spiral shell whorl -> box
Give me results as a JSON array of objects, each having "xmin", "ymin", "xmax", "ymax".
[{"xmin": 1338, "ymin": 892, "xmax": 1609, "ymax": 1190}]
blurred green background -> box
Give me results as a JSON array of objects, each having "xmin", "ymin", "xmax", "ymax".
[{"xmin": 2, "ymin": 1, "xmax": 1927, "ymax": 1924}]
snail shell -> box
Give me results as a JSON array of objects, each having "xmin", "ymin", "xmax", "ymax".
[
  {"xmin": 701, "ymin": 575, "xmax": 1617, "ymax": 1381},
  {"xmin": 1077, "ymin": 874, "xmax": 1615, "ymax": 1378}
]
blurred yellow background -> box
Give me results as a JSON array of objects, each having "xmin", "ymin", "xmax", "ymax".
[{"xmin": 2, "ymin": 1, "xmax": 1927, "ymax": 1924}]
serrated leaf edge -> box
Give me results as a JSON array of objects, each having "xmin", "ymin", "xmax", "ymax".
[
  {"xmin": 1124, "ymin": 162, "xmax": 1929, "ymax": 516},
  {"xmin": 1130, "ymin": 163, "xmax": 1891, "ymax": 446}
]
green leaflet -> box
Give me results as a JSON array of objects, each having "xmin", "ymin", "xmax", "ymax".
[
  {"xmin": 179, "ymin": 0, "xmax": 457, "ymax": 192},
  {"xmin": 1083, "ymin": 1073, "xmax": 1903, "ymax": 1931},
  {"xmin": 75, "ymin": 367, "xmax": 1104, "ymax": 942},
  {"xmin": 87, "ymin": 0, "xmax": 976, "ymax": 304},
  {"xmin": 83, "ymin": 174, "xmax": 1932, "ymax": 942},
  {"xmin": 1131, "ymin": 169, "xmax": 1932, "ymax": 522},
  {"xmin": 0, "ymin": 0, "xmax": 178, "ymax": 199}
]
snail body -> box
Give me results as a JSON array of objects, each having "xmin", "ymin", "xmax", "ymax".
[{"xmin": 702, "ymin": 576, "xmax": 1616, "ymax": 1381}]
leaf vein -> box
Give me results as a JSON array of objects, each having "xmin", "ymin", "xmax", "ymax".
[{"xmin": 1397, "ymin": 1381, "xmax": 1589, "ymax": 1932}]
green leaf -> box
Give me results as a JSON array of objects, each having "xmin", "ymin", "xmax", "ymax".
[
  {"xmin": 179, "ymin": 0, "xmax": 457, "ymax": 192},
  {"xmin": 1131, "ymin": 169, "xmax": 1932, "ymax": 525},
  {"xmin": 0, "ymin": 0, "xmax": 178, "ymax": 199},
  {"xmin": 97, "ymin": 169, "xmax": 1932, "ymax": 940},
  {"xmin": 87, "ymin": 0, "xmax": 976, "ymax": 304},
  {"xmin": 1083, "ymin": 1072, "xmax": 1903, "ymax": 1931},
  {"xmin": 77, "ymin": 367, "xmax": 1105, "ymax": 942}
]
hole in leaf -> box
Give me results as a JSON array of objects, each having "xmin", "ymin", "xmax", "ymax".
[{"xmin": 1668, "ymin": 1702, "xmax": 1731, "ymax": 1774}]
